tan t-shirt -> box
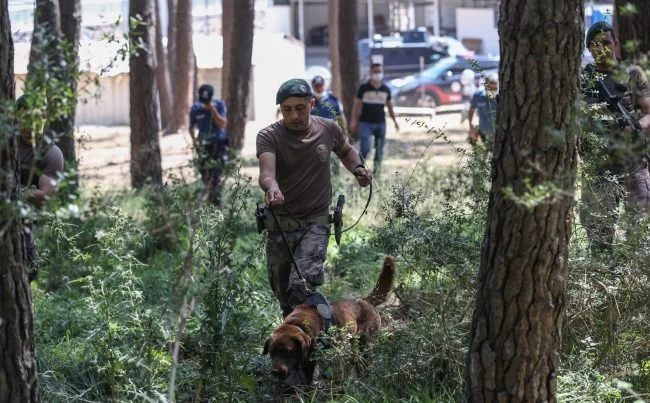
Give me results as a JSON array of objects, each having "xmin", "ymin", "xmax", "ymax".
[{"xmin": 256, "ymin": 116, "xmax": 347, "ymax": 218}]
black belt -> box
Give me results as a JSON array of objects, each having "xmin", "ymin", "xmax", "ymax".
[{"xmin": 264, "ymin": 214, "xmax": 331, "ymax": 232}]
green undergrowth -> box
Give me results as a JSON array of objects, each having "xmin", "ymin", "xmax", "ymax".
[{"xmin": 29, "ymin": 142, "xmax": 650, "ymax": 402}]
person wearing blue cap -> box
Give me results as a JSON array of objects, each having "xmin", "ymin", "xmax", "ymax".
[
  {"xmin": 189, "ymin": 84, "xmax": 228, "ymax": 206},
  {"xmin": 310, "ymin": 75, "xmax": 344, "ymax": 122},
  {"xmin": 580, "ymin": 21, "xmax": 650, "ymax": 254},
  {"xmin": 256, "ymin": 78, "xmax": 372, "ymax": 317}
]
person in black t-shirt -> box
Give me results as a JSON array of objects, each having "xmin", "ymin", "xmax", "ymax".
[{"xmin": 350, "ymin": 63, "xmax": 399, "ymax": 172}]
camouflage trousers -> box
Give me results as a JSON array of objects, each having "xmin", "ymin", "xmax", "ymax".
[
  {"xmin": 266, "ymin": 223, "xmax": 330, "ymax": 316},
  {"xmin": 580, "ymin": 160, "xmax": 650, "ymax": 254}
]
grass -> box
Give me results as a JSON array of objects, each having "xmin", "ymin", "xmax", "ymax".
[{"xmin": 23, "ymin": 125, "xmax": 650, "ymax": 402}]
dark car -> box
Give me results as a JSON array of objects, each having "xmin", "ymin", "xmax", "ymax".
[
  {"xmin": 387, "ymin": 56, "xmax": 499, "ymax": 108},
  {"xmin": 357, "ymin": 33, "xmax": 473, "ymax": 80}
]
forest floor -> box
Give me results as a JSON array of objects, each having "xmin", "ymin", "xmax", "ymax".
[{"xmin": 75, "ymin": 111, "xmax": 471, "ymax": 190}]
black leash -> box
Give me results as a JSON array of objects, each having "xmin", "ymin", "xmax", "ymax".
[
  {"xmin": 341, "ymin": 170, "xmax": 373, "ymax": 234},
  {"xmin": 267, "ymin": 205, "xmax": 312, "ymax": 296}
]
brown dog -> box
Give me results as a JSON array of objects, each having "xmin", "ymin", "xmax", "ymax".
[{"xmin": 262, "ymin": 256, "xmax": 396, "ymax": 384}]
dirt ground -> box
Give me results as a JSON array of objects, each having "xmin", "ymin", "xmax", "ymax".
[{"xmin": 76, "ymin": 111, "xmax": 470, "ymax": 190}]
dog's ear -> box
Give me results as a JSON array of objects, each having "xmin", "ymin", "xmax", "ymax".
[
  {"xmin": 262, "ymin": 337, "xmax": 272, "ymax": 355},
  {"xmin": 296, "ymin": 332, "xmax": 312, "ymax": 360}
]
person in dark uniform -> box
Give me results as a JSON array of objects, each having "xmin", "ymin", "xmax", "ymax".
[
  {"xmin": 189, "ymin": 84, "xmax": 228, "ymax": 206},
  {"xmin": 15, "ymin": 95, "xmax": 64, "ymax": 281},
  {"xmin": 580, "ymin": 21, "xmax": 650, "ymax": 253},
  {"xmin": 310, "ymin": 75, "xmax": 343, "ymax": 122}
]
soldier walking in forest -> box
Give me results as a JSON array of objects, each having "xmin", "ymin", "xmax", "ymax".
[{"xmin": 256, "ymin": 78, "xmax": 372, "ymax": 317}]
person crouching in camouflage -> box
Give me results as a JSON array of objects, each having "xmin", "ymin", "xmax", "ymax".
[
  {"xmin": 15, "ymin": 96, "xmax": 64, "ymax": 281},
  {"xmin": 580, "ymin": 21, "xmax": 650, "ymax": 254},
  {"xmin": 256, "ymin": 79, "xmax": 372, "ymax": 317}
]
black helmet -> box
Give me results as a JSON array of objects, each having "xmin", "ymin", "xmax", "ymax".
[
  {"xmin": 198, "ymin": 84, "xmax": 214, "ymax": 103},
  {"xmin": 311, "ymin": 75, "xmax": 325, "ymax": 87}
]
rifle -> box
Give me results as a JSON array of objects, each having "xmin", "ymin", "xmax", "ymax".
[{"xmin": 595, "ymin": 78, "xmax": 649, "ymax": 159}]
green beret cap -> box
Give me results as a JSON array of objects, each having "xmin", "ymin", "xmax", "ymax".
[
  {"xmin": 586, "ymin": 21, "xmax": 614, "ymax": 47},
  {"xmin": 276, "ymin": 78, "xmax": 313, "ymax": 104}
]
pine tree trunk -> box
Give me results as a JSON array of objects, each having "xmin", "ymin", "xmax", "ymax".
[
  {"xmin": 27, "ymin": 0, "xmax": 62, "ymax": 79},
  {"xmin": 154, "ymin": 0, "xmax": 173, "ymax": 132},
  {"xmin": 614, "ymin": 0, "xmax": 650, "ymax": 64},
  {"xmin": 56, "ymin": 0, "xmax": 81, "ymax": 183},
  {"xmin": 27, "ymin": 0, "xmax": 66, "ymax": 165},
  {"xmin": 29, "ymin": 0, "xmax": 80, "ymax": 186},
  {"xmin": 328, "ymin": 0, "xmax": 341, "ymax": 96},
  {"xmin": 166, "ymin": 0, "xmax": 176, "ymax": 77},
  {"xmin": 338, "ymin": 0, "xmax": 359, "ymax": 123},
  {"xmin": 191, "ymin": 54, "xmax": 196, "ymax": 104},
  {"xmin": 0, "ymin": 1, "xmax": 40, "ymax": 399},
  {"xmin": 225, "ymin": 0, "xmax": 255, "ymax": 150},
  {"xmin": 221, "ymin": 0, "xmax": 234, "ymax": 103},
  {"xmin": 170, "ymin": 0, "xmax": 193, "ymax": 132},
  {"xmin": 129, "ymin": 0, "xmax": 163, "ymax": 188},
  {"xmin": 462, "ymin": 1, "xmax": 583, "ymax": 401}
]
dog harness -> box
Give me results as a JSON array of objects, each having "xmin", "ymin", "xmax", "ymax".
[{"xmin": 303, "ymin": 291, "xmax": 338, "ymax": 334}]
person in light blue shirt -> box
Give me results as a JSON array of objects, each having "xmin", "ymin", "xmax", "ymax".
[
  {"xmin": 189, "ymin": 84, "xmax": 228, "ymax": 206},
  {"xmin": 468, "ymin": 73, "xmax": 498, "ymax": 144}
]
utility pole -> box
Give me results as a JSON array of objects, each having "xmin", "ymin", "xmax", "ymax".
[
  {"xmin": 204, "ymin": 0, "xmax": 209, "ymax": 34},
  {"xmin": 367, "ymin": 0, "xmax": 374, "ymax": 39},
  {"xmin": 298, "ymin": 0, "xmax": 305, "ymax": 43},
  {"xmin": 432, "ymin": 0, "xmax": 440, "ymax": 36}
]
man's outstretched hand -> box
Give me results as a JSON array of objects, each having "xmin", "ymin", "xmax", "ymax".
[
  {"xmin": 265, "ymin": 187, "xmax": 285, "ymax": 206},
  {"xmin": 354, "ymin": 166, "xmax": 373, "ymax": 187}
]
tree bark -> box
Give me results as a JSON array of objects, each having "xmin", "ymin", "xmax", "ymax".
[
  {"xmin": 154, "ymin": 0, "xmax": 173, "ymax": 132},
  {"xmin": 28, "ymin": 0, "xmax": 81, "ymax": 186},
  {"xmin": 27, "ymin": 0, "xmax": 62, "ymax": 79},
  {"xmin": 55, "ymin": 0, "xmax": 81, "ymax": 178},
  {"xmin": 225, "ymin": 0, "xmax": 255, "ymax": 150},
  {"xmin": 462, "ymin": 1, "xmax": 583, "ymax": 402},
  {"xmin": 170, "ymin": 0, "xmax": 193, "ymax": 132},
  {"xmin": 166, "ymin": 0, "xmax": 176, "ymax": 76},
  {"xmin": 0, "ymin": 1, "xmax": 40, "ymax": 400},
  {"xmin": 338, "ymin": 0, "xmax": 359, "ymax": 123},
  {"xmin": 221, "ymin": 0, "xmax": 234, "ymax": 102},
  {"xmin": 328, "ymin": 0, "xmax": 341, "ymax": 97},
  {"xmin": 614, "ymin": 0, "xmax": 650, "ymax": 64},
  {"xmin": 129, "ymin": 0, "xmax": 163, "ymax": 188}
]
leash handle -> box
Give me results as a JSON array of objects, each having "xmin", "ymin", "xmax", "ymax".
[{"xmin": 267, "ymin": 205, "xmax": 312, "ymax": 295}]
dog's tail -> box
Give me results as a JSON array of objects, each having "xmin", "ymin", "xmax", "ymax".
[{"xmin": 363, "ymin": 256, "xmax": 396, "ymax": 306}]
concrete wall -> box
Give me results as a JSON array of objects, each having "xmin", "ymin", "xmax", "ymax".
[
  {"xmin": 16, "ymin": 72, "xmax": 131, "ymax": 126},
  {"xmin": 455, "ymin": 8, "xmax": 499, "ymax": 56}
]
